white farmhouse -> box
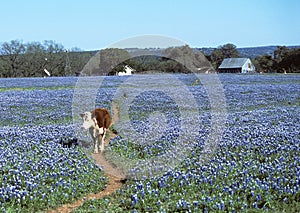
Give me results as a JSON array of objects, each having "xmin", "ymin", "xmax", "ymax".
[
  {"xmin": 117, "ymin": 65, "xmax": 135, "ymax": 76},
  {"xmin": 218, "ymin": 58, "xmax": 256, "ymax": 73}
]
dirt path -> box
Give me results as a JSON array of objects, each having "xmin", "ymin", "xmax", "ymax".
[{"xmin": 48, "ymin": 103, "xmax": 125, "ymax": 213}]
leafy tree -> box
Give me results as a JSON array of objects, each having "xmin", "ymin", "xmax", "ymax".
[
  {"xmin": 80, "ymin": 48, "xmax": 130, "ymax": 76},
  {"xmin": 160, "ymin": 58, "xmax": 184, "ymax": 73},
  {"xmin": 0, "ymin": 58, "xmax": 6, "ymax": 77},
  {"xmin": 255, "ymin": 55, "xmax": 273, "ymax": 73},
  {"xmin": 128, "ymin": 55, "xmax": 162, "ymax": 72},
  {"xmin": 274, "ymin": 46, "xmax": 289, "ymax": 64},
  {"xmin": 22, "ymin": 42, "xmax": 47, "ymax": 77},
  {"xmin": 277, "ymin": 48, "xmax": 300, "ymax": 73},
  {"xmin": 0, "ymin": 40, "xmax": 69, "ymax": 77},
  {"xmin": 163, "ymin": 45, "xmax": 212, "ymax": 73},
  {"xmin": 100, "ymin": 48, "xmax": 130, "ymax": 75},
  {"xmin": 210, "ymin": 48, "xmax": 223, "ymax": 70},
  {"xmin": 221, "ymin": 43, "xmax": 240, "ymax": 58},
  {"xmin": 211, "ymin": 43, "xmax": 240, "ymax": 69},
  {"xmin": 69, "ymin": 50, "xmax": 95, "ymax": 75},
  {"xmin": 42, "ymin": 40, "xmax": 66, "ymax": 76},
  {"xmin": 273, "ymin": 46, "xmax": 300, "ymax": 73},
  {"xmin": 0, "ymin": 40, "xmax": 26, "ymax": 77}
]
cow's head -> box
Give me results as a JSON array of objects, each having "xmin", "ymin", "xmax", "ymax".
[{"xmin": 80, "ymin": 111, "xmax": 95, "ymax": 130}]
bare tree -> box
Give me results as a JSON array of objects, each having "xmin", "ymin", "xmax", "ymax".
[
  {"xmin": 43, "ymin": 40, "xmax": 65, "ymax": 76},
  {"xmin": 0, "ymin": 40, "xmax": 26, "ymax": 77}
]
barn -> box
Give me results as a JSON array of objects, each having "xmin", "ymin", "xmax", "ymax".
[{"xmin": 218, "ymin": 58, "xmax": 256, "ymax": 73}]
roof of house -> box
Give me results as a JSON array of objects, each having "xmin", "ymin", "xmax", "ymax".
[{"xmin": 218, "ymin": 58, "xmax": 249, "ymax": 69}]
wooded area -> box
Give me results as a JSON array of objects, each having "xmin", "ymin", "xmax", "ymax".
[
  {"xmin": 0, "ymin": 40, "xmax": 299, "ymax": 77},
  {"xmin": 0, "ymin": 40, "xmax": 94, "ymax": 77}
]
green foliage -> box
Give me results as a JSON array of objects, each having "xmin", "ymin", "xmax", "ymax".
[
  {"xmin": 99, "ymin": 48, "xmax": 131, "ymax": 75},
  {"xmin": 208, "ymin": 44, "xmax": 300, "ymax": 73},
  {"xmin": 254, "ymin": 54, "xmax": 274, "ymax": 73},
  {"xmin": 0, "ymin": 40, "xmax": 92, "ymax": 77},
  {"xmin": 163, "ymin": 45, "xmax": 212, "ymax": 73},
  {"xmin": 211, "ymin": 43, "xmax": 240, "ymax": 69},
  {"xmin": 1, "ymin": 40, "xmax": 299, "ymax": 77},
  {"xmin": 80, "ymin": 48, "xmax": 131, "ymax": 76},
  {"xmin": 0, "ymin": 42, "xmax": 214, "ymax": 77},
  {"xmin": 0, "ymin": 40, "xmax": 26, "ymax": 77},
  {"xmin": 254, "ymin": 46, "xmax": 300, "ymax": 73},
  {"xmin": 69, "ymin": 51, "xmax": 95, "ymax": 75},
  {"xmin": 273, "ymin": 46, "xmax": 300, "ymax": 73},
  {"xmin": 121, "ymin": 45, "xmax": 212, "ymax": 74}
]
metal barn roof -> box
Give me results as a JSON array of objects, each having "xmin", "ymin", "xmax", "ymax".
[{"xmin": 218, "ymin": 58, "xmax": 249, "ymax": 69}]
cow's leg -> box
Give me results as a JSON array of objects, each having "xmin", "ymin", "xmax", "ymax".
[
  {"xmin": 90, "ymin": 128, "xmax": 99, "ymax": 153},
  {"xmin": 99, "ymin": 135, "xmax": 104, "ymax": 153},
  {"xmin": 94, "ymin": 137, "xmax": 99, "ymax": 153},
  {"xmin": 100, "ymin": 128, "xmax": 106, "ymax": 152}
]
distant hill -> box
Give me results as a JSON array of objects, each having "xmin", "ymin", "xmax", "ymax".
[
  {"xmin": 84, "ymin": 45, "xmax": 300, "ymax": 62},
  {"xmin": 198, "ymin": 45, "xmax": 300, "ymax": 59},
  {"xmin": 89, "ymin": 45, "xmax": 300, "ymax": 59},
  {"xmin": 238, "ymin": 46, "xmax": 278, "ymax": 58}
]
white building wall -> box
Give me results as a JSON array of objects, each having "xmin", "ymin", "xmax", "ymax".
[{"xmin": 241, "ymin": 59, "xmax": 255, "ymax": 73}]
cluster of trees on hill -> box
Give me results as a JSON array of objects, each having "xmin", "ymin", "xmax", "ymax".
[
  {"xmin": 207, "ymin": 43, "xmax": 300, "ymax": 73},
  {"xmin": 81, "ymin": 45, "xmax": 212, "ymax": 76},
  {"xmin": 0, "ymin": 41, "xmax": 212, "ymax": 77},
  {"xmin": 254, "ymin": 46, "xmax": 300, "ymax": 73},
  {"xmin": 0, "ymin": 40, "xmax": 299, "ymax": 77},
  {"xmin": 0, "ymin": 40, "xmax": 94, "ymax": 77}
]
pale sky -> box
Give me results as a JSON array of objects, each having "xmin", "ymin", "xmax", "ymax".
[{"xmin": 1, "ymin": 0, "xmax": 299, "ymax": 50}]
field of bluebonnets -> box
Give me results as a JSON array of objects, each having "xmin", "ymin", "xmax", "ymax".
[
  {"xmin": 0, "ymin": 74, "xmax": 299, "ymax": 212},
  {"xmin": 0, "ymin": 77, "xmax": 109, "ymax": 212}
]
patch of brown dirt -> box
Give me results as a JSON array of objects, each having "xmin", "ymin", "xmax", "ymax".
[{"xmin": 47, "ymin": 103, "xmax": 125, "ymax": 213}]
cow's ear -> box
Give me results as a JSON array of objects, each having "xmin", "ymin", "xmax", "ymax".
[{"xmin": 79, "ymin": 113, "xmax": 84, "ymax": 118}]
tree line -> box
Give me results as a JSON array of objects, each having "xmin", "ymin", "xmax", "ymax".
[
  {"xmin": 254, "ymin": 46, "xmax": 300, "ymax": 73},
  {"xmin": 0, "ymin": 40, "xmax": 94, "ymax": 77},
  {"xmin": 207, "ymin": 43, "xmax": 300, "ymax": 73},
  {"xmin": 81, "ymin": 45, "xmax": 212, "ymax": 76},
  {"xmin": 0, "ymin": 40, "xmax": 299, "ymax": 77}
]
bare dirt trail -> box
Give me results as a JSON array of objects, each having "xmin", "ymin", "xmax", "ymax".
[{"xmin": 48, "ymin": 103, "xmax": 125, "ymax": 213}]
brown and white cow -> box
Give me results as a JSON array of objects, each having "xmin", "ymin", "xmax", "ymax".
[{"xmin": 80, "ymin": 108, "xmax": 111, "ymax": 153}]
